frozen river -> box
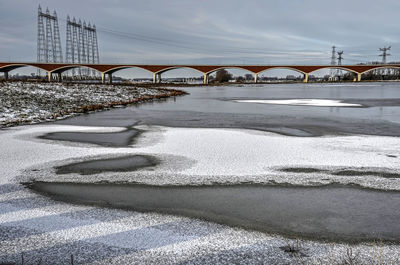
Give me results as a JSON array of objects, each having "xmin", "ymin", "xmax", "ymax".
[
  {"xmin": 55, "ymin": 82, "xmax": 400, "ymax": 136},
  {"xmin": 2, "ymin": 82, "xmax": 400, "ymax": 264},
  {"xmin": 32, "ymin": 82, "xmax": 400, "ymax": 241}
]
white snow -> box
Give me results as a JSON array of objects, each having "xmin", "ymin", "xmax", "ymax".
[
  {"xmin": 1, "ymin": 124, "xmax": 400, "ymax": 264},
  {"xmin": 134, "ymin": 127, "xmax": 399, "ymax": 174},
  {"xmin": 234, "ymin": 99, "xmax": 362, "ymax": 107},
  {"xmin": 0, "ymin": 125, "xmax": 131, "ymax": 185},
  {"xmin": 28, "ymin": 125, "xmax": 400, "ymax": 190},
  {"xmin": 0, "ymin": 204, "xmax": 89, "ymax": 224},
  {"xmin": 2, "ymin": 214, "xmax": 179, "ymax": 256}
]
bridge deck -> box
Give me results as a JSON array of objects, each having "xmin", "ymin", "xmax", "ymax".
[{"xmin": 1, "ymin": 62, "xmax": 399, "ymax": 83}]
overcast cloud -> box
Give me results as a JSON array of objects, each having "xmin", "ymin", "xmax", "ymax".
[{"xmin": 0, "ymin": 0, "xmax": 399, "ymax": 68}]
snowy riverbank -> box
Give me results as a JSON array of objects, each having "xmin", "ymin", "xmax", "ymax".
[{"xmin": 0, "ymin": 81, "xmax": 185, "ymax": 128}]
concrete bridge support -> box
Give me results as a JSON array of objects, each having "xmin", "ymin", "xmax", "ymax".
[
  {"xmin": 3, "ymin": 72, "xmax": 8, "ymax": 81},
  {"xmin": 254, "ymin": 73, "xmax": 258, "ymax": 83},
  {"xmin": 153, "ymin": 73, "xmax": 162, "ymax": 84},
  {"xmin": 101, "ymin": 73, "xmax": 105, "ymax": 84},
  {"xmin": 47, "ymin": 72, "xmax": 52, "ymax": 82},
  {"xmin": 353, "ymin": 73, "xmax": 362, "ymax": 82},
  {"xmin": 203, "ymin": 73, "xmax": 209, "ymax": 84},
  {"xmin": 57, "ymin": 72, "xmax": 62, "ymax": 82},
  {"xmin": 108, "ymin": 73, "xmax": 113, "ymax": 84},
  {"xmin": 303, "ymin": 73, "xmax": 309, "ymax": 83}
]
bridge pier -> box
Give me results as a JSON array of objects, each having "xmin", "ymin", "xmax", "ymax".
[
  {"xmin": 357, "ymin": 73, "xmax": 361, "ymax": 82},
  {"xmin": 153, "ymin": 73, "xmax": 162, "ymax": 83},
  {"xmin": 203, "ymin": 73, "xmax": 209, "ymax": 84},
  {"xmin": 3, "ymin": 71, "xmax": 8, "ymax": 81},
  {"xmin": 108, "ymin": 73, "xmax": 113, "ymax": 84},
  {"xmin": 47, "ymin": 72, "xmax": 52, "ymax": 82},
  {"xmin": 254, "ymin": 73, "xmax": 258, "ymax": 83},
  {"xmin": 303, "ymin": 73, "xmax": 309, "ymax": 83},
  {"xmin": 101, "ymin": 73, "xmax": 105, "ymax": 84},
  {"xmin": 57, "ymin": 72, "xmax": 62, "ymax": 82}
]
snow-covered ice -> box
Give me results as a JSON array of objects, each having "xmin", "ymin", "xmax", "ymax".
[
  {"xmin": 27, "ymin": 125, "xmax": 400, "ymax": 190},
  {"xmin": 234, "ymin": 99, "xmax": 362, "ymax": 107},
  {"xmin": 1, "ymin": 124, "xmax": 400, "ymax": 264}
]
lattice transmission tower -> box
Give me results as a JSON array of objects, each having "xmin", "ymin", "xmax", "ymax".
[
  {"xmin": 379, "ymin": 46, "xmax": 391, "ymax": 64},
  {"xmin": 337, "ymin": 51, "xmax": 343, "ymax": 77},
  {"xmin": 66, "ymin": 16, "xmax": 100, "ymax": 78},
  {"xmin": 379, "ymin": 46, "xmax": 391, "ymax": 75},
  {"xmin": 37, "ymin": 5, "xmax": 63, "ymax": 75},
  {"xmin": 330, "ymin": 46, "xmax": 337, "ymax": 78}
]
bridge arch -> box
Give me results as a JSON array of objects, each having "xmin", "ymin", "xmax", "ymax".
[
  {"xmin": 102, "ymin": 66, "xmax": 155, "ymax": 75},
  {"xmin": 152, "ymin": 66, "xmax": 206, "ymax": 83},
  {"xmin": 101, "ymin": 66, "xmax": 162, "ymax": 83},
  {"xmin": 257, "ymin": 66, "xmax": 306, "ymax": 75},
  {"xmin": 307, "ymin": 66, "xmax": 359, "ymax": 75},
  {"xmin": 256, "ymin": 67, "xmax": 306, "ymax": 82},
  {"xmin": 201, "ymin": 66, "xmax": 258, "ymax": 84},
  {"xmin": 0, "ymin": 63, "xmax": 50, "ymax": 73},
  {"xmin": 155, "ymin": 66, "xmax": 205, "ymax": 75},
  {"xmin": 359, "ymin": 65, "xmax": 400, "ymax": 75},
  {"xmin": 50, "ymin": 64, "xmax": 102, "ymax": 74},
  {"xmin": 205, "ymin": 66, "xmax": 256, "ymax": 75}
]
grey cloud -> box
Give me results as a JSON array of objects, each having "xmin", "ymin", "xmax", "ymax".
[{"xmin": 0, "ymin": 0, "xmax": 399, "ymax": 64}]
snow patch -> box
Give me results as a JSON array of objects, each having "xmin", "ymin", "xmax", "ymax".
[{"xmin": 234, "ymin": 99, "xmax": 362, "ymax": 107}]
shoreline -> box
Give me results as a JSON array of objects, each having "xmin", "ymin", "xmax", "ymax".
[
  {"xmin": 4, "ymin": 78, "xmax": 400, "ymax": 86},
  {"xmin": 0, "ymin": 81, "xmax": 187, "ymax": 129}
]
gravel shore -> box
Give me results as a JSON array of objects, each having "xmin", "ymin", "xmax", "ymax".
[{"xmin": 0, "ymin": 81, "xmax": 185, "ymax": 128}]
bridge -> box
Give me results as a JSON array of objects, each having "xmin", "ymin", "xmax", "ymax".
[{"xmin": 1, "ymin": 62, "xmax": 400, "ymax": 84}]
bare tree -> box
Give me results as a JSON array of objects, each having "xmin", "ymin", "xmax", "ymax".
[
  {"xmin": 215, "ymin": 69, "xmax": 232, "ymax": 83},
  {"xmin": 236, "ymin": 76, "xmax": 245, "ymax": 82},
  {"xmin": 244, "ymin": 74, "xmax": 253, "ymax": 81}
]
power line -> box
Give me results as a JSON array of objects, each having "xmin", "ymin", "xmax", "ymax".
[
  {"xmin": 39, "ymin": 11, "xmax": 396, "ymax": 65},
  {"xmin": 55, "ymin": 17, "xmax": 380, "ymax": 63},
  {"xmin": 87, "ymin": 23, "xmax": 341, "ymax": 59}
]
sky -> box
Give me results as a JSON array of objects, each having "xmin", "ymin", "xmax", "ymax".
[{"xmin": 1, "ymin": 0, "xmax": 400, "ymax": 77}]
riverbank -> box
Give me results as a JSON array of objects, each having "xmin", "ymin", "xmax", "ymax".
[{"xmin": 0, "ymin": 81, "xmax": 186, "ymax": 128}]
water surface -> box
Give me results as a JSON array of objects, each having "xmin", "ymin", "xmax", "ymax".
[
  {"xmin": 27, "ymin": 182, "xmax": 400, "ymax": 242},
  {"xmin": 54, "ymin": 83, "xmax": 400, "ymax": 137}
]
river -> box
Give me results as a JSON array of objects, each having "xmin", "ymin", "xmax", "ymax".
[{"xmin": 28, "ymin": 82, "xmax": 400, "ymax": 242}]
